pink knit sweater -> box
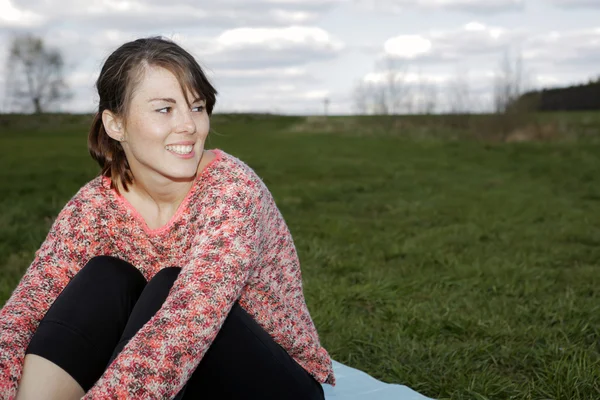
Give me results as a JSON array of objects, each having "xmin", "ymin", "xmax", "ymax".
[{"xmin": 0, "ymin": 149, "xmax": 335, "ymax": 399}]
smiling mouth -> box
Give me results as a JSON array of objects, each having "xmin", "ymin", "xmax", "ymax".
[{"xmin": 165, "ymin": 145, "xmax": 193, "ymax": 155}]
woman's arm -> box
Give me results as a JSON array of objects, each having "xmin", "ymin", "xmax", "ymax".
[
  {"xmin": 84, "ymin": 170, "xmax": 267, "ymax": 399},
  {"xmin": 0, "ymin": 199, "xmax": 91, "ymax": 400}
]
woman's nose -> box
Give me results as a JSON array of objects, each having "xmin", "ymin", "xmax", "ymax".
[{"xmin": 177, "ymin": 111, "xmax": 196, "ymax": 134}]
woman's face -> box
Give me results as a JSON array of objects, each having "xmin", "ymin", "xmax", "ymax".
[{"xmin": 119, "ymin": 65, "xmax": 210, "ymax": 184}]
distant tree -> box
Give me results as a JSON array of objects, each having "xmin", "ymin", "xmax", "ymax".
[
  {"xmin": 492, "ymin": 49, "xmax": 537, "ymax": 139},
  {"xmin": 447, "ymin": 66, "xmax": 471, "ymax": 114},
  {"xmin": 415, "ymin": 69, "xmax": 438, "ymax": 114},
  {"xmin": 352, "ymin": 57, "xmax": 415, "ymax": 115},
  {"xmin": 382, "ymin": 58, "xmax": 412, "ymax": 114},
  {"xmin": 352, "ymin": 81, "xmax": 370, "ymax": 115},
  {"xmin": 352, "ymin": 79, "xmax": 390, "ymax": 115},
  {"xmin": 493, "ymin": 49, "xmax": 528, "ymax": 114},
  {"xmin": 5, "ymin": 34, "xmax": 70, "ymax": 113}
]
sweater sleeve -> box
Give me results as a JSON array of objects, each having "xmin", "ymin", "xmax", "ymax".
[
  {"xmin": 0, "ymin": 197, "xmax": 91, "ymax": 400},
  {"xmin": 83, "ymin": 171, "xmax": 265, "ymax": 399}
]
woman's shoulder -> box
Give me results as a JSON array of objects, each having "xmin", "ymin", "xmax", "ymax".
[
  {"xmin": 207, "ymin": 148, "xmax": 246, "ymax": 171},
  {"xmin": 198, "ymin": 149, "xmax": 270, "ymax": 204},
  {"xmin": 71, "ymin": 175, "xmax": 108, "ymax": 204},
  {"xmin": 57, "ymin": 176, "xmax": 109, "ymax": 219},
  {"xmin": 42, "ymin": 176, "xmax": 108, "ymax": 240},
  {"xmin": 205, "ymin": 149, "xmax": 263, "ymax": 185}
]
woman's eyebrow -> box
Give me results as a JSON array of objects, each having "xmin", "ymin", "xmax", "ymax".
[
  {"xmin": 148, "ymin": 97, "xmax": 177, "ymax": 103},
  {"xmin": 147, "ymin": 97, "xmax": 204, "ymax": 103}
]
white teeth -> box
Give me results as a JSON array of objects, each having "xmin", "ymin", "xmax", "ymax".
[{"xmin": 166, "ymin": 145, "xmax": 193, "ymax": 154}]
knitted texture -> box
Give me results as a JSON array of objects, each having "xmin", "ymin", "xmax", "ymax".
[{"xmin": 0, "ymin": 149, "xmax": 335, "ymax": 399}]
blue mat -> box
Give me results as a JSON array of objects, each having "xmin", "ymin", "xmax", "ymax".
[{"xmin": 321, "ymin": 360, "xmax": 435, "ymax": 400}]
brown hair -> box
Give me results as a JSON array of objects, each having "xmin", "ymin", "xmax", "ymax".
[{"xmin": 88, "ymin": 36, "xmax": 217, "ymax": 192}]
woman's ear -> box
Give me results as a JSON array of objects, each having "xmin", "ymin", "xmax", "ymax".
[{"xmin": 102, "ymin": 110, "xmax": 126, "ymax": 142}]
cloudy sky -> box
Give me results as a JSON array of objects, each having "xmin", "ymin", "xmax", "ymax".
[{"xmin": 0, "ymin": 0, "xmax": 599, "ymax": 115}]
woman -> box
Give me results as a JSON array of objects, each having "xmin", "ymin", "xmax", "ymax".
[{"xmin": 0, "ymin": 37, "xmax": 335, "ymax": 399}]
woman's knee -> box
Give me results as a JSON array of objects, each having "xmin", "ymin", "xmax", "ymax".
[
  {"xmin": 76, "ymin": 255, "xmax": 147, "ymax": 294},
  {"xmin": 132, "ymin": 267, "xmax": 181, "ymax": 306},
  {"xmin": 43, "ymin": 255, "xmax": 147, "ymax": 318},
  {"xmin": 108, "ymin": 267, "xmax": 182, "ymax": 353},
  {"xmin": 27, "ymin": 257, "xmax": 149, "ymax": 392},
  {"xmin": 147, "ymin": 266, "xmax": 181, "ymax": 286}
]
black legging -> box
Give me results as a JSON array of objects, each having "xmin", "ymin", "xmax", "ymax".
[{"xmin": 25, "ymin": 255, "xmax": 325, "ymax": 399}]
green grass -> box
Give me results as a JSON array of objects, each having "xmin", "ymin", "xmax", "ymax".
[{"xmin": 1, "ymin": 113, "xmax": 600, "ymax": 399}]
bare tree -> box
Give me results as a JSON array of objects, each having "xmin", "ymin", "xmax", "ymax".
[
  {"xmin": 6, "ymin": 34, "xmax": 70, "ymax": 113},
  {"xmin": 415, "ymin": 69, "xmax": 438, "ymax": 114},
  {"xmin": 352, "ymin": 79, "xmax": 389, "ymax": 115},
  {"xmin": 383, "ymin": 58, "xmax": 413, "ymax": 114},
  {"xmin": 421, "ymin": 82, "xmax": 438, "ymax": 114},
  {"xmin": 492, "ymin": 48, "xmax": 536, "ymax": 139},
  {"xmin": 447, "ymin": 66, "xmax": 471, "ymax": 114},
  {"xmin": 493, "ymin": 49, "xmax": 527, "ymax": 114},
  {"xmin": 353, "ymin": 57, "xmax": 418, "ymax": 115},
  {"xmin": 372, "ymin": 84, "xmax": 389, "ymax": 114},
  {"xmin": 353, "ymin": 81, "xmax": 371, "ymax": 115}
]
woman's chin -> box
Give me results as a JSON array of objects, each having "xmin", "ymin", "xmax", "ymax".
[{"xmin": 163, "ymin": 169, "xmax": 199, "ymax": 183}]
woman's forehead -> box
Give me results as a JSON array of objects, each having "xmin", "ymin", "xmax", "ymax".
[
  {"xmin": 136, "ymin": 66, "xmax": 180, "ymax": 91},
  {"xmin": 134, "ymin": 65, "xmax": 201, "ymax": 101}
]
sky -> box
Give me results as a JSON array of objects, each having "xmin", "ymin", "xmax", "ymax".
[{"xmin": 0, "ymin": 0, "xmax": 599, "ymax": 115}]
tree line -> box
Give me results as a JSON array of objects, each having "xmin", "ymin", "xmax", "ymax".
[{"xmin": 518, "ymin": 78, "xmax": 600, "ymax": 112}]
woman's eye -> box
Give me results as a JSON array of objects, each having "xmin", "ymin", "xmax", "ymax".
[
  {"xmin": 192, "ymin": 105, "xmax": 205, "ymax": 112},
  {"xmin": 157, "ymin": 107, "xmax": 171, "ymax": 113}
]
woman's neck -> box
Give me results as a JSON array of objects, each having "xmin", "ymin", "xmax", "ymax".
[{"xmin": 115, "ymin": 149, "xmax": 216, "ymax": 230}]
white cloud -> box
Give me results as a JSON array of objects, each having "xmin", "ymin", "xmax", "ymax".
[
  {"xmin": 213, "ymin": 67, "xmax": 315, "ymax": 86},
  {"xmin": 5, "ymin": 0, "xmax": 345, "ymax": 29},
  {"xmin": 216, "ymin": 27, "xmax": 335, "ymax": 48},
  {"xmin": 381, "ymin": 22, "xmax": 521, "ymax": 62},
  {"xmin": 363, "ymin": 71, "xmax": 451, "ymax": 85},
  {"xmin": 0, "ymin": 0, "xmax": 44, "ymax": 27},
  {"xmin": 216, "ymin": 84, "xmax": 331, "ymax": 114},
  {"xmin": 303, "ymin": 89, "xmax": 330, "ymax": 99},
  {"xmin": 384, "ymin": 35, "xmax": 432, "ymax": 59},
  {"xmin": 183, "ymin": 26, "xmax": 344, "ymax": 69},
  {"xmin": 524, "ymin": 28, "xmax": 600, "ymax": 67},
  {"xmin": 356, "ymin": 0, "xmax": 524, "ymax": 13},
  {"xmin": 379, "ymin": 23, "xmax": 600, "ymax": 72},
  {"xmin": 548, "ymin": 0, "xmax": 600, "ymax": 8}
]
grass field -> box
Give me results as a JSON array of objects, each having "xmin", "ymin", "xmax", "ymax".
[{"xmin": 1, "ymin": 113, "xmax": 599, "ymax": 399}]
